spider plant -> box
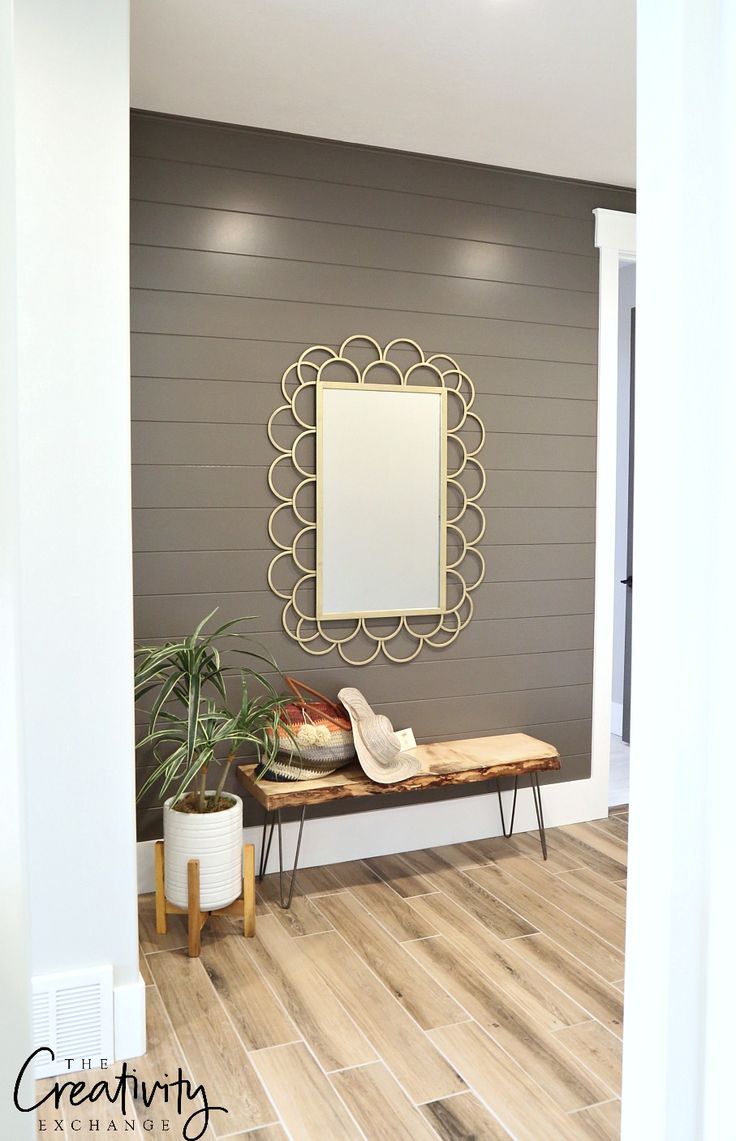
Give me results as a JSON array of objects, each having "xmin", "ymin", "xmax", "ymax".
[{"xmin": 135, "ymin": 610, "xmax": 291, "ymax": 812}]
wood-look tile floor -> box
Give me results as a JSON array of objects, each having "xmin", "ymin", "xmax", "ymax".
[{"xmin": 37, "ymin": 808, "xmax": 627, "ymax": 1140}]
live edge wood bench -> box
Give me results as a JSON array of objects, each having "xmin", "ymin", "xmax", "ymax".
[{"xmin": 238, "ymin": 732, "xmax": 560, "ymax": 909}]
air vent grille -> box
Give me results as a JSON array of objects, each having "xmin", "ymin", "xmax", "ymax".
[{"xmin": 31, "ymin": 967, "xmax": 113, "ymax": 1078}]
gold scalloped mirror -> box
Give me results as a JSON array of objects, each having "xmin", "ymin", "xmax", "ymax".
[{"xmin": 267, "ymin": 335, "xmax": 485, "ymax": 664}]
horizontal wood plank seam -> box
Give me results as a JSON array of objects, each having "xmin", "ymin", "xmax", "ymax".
[
  {"xmin": 131, "ymin": 328, "xmax": 600, "ymax": 365},
  {"xmin": 131, "ymin": 463, "xmax": 597, "ymax": 473},
  {"xmin": 135, "ymin": 545, "xmax": 593, "ymax": 558},
  {"xmin": 132, "ymin": 639, "xmax": 592, "ymax": 662},
  {"xmin": 131, "ymin": 383, "xmax": 599, "ymax": 405},
  {"xmin": 131, "ymin": 285, "xmax": 598, "ymax": 332},
  {"xmin": 129, "ymin": 161, "xmax": 607, "ymax": 231},
  {"xmin": 130, "ymin": 239, "xmax": 599, "ymax": 296},
  {"xmin": 134, "ymin": 580, "xmax": 595, "ymax": 597},
  {"xmin": 130, "ymin": 341, "xmax": 600, "ymax": 366}
]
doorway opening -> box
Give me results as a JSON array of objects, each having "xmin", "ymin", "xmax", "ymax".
[
  {"xmin": 610, "ymin": 263, "xmax": 636, "ymax": 807},
  {"xmin": 591, "ymin": 208, "xmax": 635, "ymax": 822}
]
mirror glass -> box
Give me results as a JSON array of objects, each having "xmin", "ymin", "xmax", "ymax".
[{"xmin": 317, "ymin": 382, "xmax": 447, "ymax": 620}]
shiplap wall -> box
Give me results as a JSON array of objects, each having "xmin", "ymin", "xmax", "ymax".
[{"xmin": 130, "ymin": 111, "xmax": 635, "ymax": 840}]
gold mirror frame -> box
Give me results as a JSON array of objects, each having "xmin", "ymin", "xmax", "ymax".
[{"xmin": 267, "ymin": 335, "xmax": 486, "ymax": 664}]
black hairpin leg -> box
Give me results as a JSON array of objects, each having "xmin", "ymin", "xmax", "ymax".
[
  {"xmin": 258, "ymin": 810, "xmax": 276, "ymax": 881},
  {"xmin": 496, "ymin": 776, "xmax": 519, "ymax": 838},
  {"xmin": 277, "ymin": 805, "xmax": 307, "ymax": 909},
  {"xmin": 496, "ymin": 773, "xmax": 548, "ymax": 860},
  {"xmin": 258, "ymin": 805, "xmax": 308, "ymax": 908},
  {"xmin": 530, "ymin": 772, "xmax": 549, "ymax": 860}
]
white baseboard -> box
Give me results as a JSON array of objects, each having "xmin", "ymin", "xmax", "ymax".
[
  {"xmin": 136, "ymin": 775, "xmax": 606, "ymax": 895},
  {"xmin": 138, "ymin": 840, "xmax": 157, "ymax": 894},
  {"xmin": 113, "ymin": 973, "xmax": 146, "ymax": 1061},
  {"xmin": 611, "ymin": 701, "xmax": 624, "ymax": 736}
]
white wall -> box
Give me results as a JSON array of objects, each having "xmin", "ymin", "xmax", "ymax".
[
  {"xmin": 11, "ymin": 0, "xmax": 143, "ymax": 1067},
  {"xmin": 0, "ymin": 0, "xmax": 33, "ymax": 1134},
  {"xmin": 612, "ymin": 262, "xmax": 636, "ymax": 727},
  {"xmin": 622, "ymin": 0, "xmax": 736, "ymax": 1134}
]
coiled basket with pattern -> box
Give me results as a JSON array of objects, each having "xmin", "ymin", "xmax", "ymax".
[{"xmin": 261, "ymin": 677, "xmax": 356, "ymax": 781}]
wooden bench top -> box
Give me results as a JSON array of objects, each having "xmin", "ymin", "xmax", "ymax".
[{"xmin": 237, "ymin": 732, "xmax": 560, "ymax": 810}]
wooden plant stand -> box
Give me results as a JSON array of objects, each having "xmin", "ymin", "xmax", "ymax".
[{"xmin": 154, "ymin": 841, "xmax": 256, "ymax": 957}]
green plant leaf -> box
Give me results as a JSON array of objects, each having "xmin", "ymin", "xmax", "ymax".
[
  {"xmin": 147, "ymin": 669, "xmax": 181, "ymax": 734},
  {"xmin": 186, "ymin": 608, "xmax": 219, "ymax": 651},
  {"xmin": 134, "ymin": 610, "xmax": 295, "ymax": 810},
  {"xmin": 209, "ymin": 614, "xmax": 256, "ymax": 638}
]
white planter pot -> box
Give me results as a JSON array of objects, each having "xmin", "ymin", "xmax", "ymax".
[{"xmin": 163, "ymin": 793, "xmax": 243, "ymax": 910}]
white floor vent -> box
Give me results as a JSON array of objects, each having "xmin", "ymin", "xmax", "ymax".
[{"xmin": 31, "ymin": 966, "xmax": 114, "ymax": 1079}]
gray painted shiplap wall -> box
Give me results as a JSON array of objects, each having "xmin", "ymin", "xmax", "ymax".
[{"xmin": 130, "ymin": 111, "xmax": 635, "ymax": 840}]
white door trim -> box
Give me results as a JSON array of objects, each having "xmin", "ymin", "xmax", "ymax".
[{"xmin": 591, "ymin": 208, "xmax": 636, "ymax": 813}]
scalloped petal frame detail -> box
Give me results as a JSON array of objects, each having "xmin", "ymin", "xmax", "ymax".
[{"xmin": 267, "ymin": 335, "xmax": 486, "ymax": 664}]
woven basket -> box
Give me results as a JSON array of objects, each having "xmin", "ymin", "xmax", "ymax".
[{"xmin": 261, "ymin": 677, "xmax": 356, "ymax": 781}]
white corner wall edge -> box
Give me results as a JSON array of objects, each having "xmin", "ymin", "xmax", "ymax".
[
  {"xmin": 611, "ymin": 702, "xmax": 624, "ymax": 736},
  {"xmin": 0, "ymin": 0, "xmax": 33, "ymax": 1132},
  {"xmin": 14, "ymin": 0, "xmax": 145, "ymax": 1081},
  {"xmin": 113, "ymin": 974, "xmax": 147, "ymax": 1061},
  {"xmin": 622, "ymin": 1, "xmax": 736, "ymax": 1133}
]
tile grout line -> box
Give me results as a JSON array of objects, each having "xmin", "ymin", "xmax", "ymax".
[
  {"xmin": 242, "ymin": 922, "xmax": 409, "ymax": 1141},
  {"xmin": 310, "ymin": 873, "xmax": 443, "ymax": 946},
  {"xmin": 271, "ymin": 1037, "xmax": 373, "ymax": 1141},
  {"xmin": 326, "ymin": 1058, "xmax": 449, "ymax": 1141},
  {"xmin": 414, "ymin": 1086, "xmax": 469, "ymax": 1108},
  {"xmin": 427, "ymin": 1019, "xmax": 546, "ymax": 1139},
  {"xmin": 553, "ymin": 868, "xmax": 628, "ymax": 921},
  {"xmin": 552, "ymin": 828, "xmax": 628, "ymax": 873},
  {"xmin": 568, "ymin": 1095, "xmax": 621, "ymax": 1116},
  {"xmin": 401, "ymin": 919, "xmax": 616, "ymax": 1114},
  {"xmin": 318, "ymin": 878, "xmax": 610, "ymax": 1117},
  {"xmin": 495, "ymin": 930, "xmax": 625, "ymax": 1035},
  {"xmin": 136, "ymin": 956, "xmax": 283, "ymax": 1139},
  {"xmin": 183, "ymin": 952, "xmax": 284, "ymax": 1127},
  {"xmin": 462, "ymin": 861, "xmax": 626, "ymax": 962},
  {"xmin": 300, "ymin": 919, "xmax": 471, "ymax": 1111},
  {"xmin": 142, "ymin": 942, "xmax": 188, "ymax": 956},
  {"xmin": 308, "ymin": 903, "xmax": 476, "ymax": 1033},
  {"xmin": 235, "ymin": 920, "xmax": 337, "ymax": 1056},
  {"xmin": 136, "ymin": 816, "xmax": 625, "ymax": 1136},
  {"xmin": 557, "ymin": 824, "xmax": 629, "ymax": 866},
  {"xmin": 401, "ymin": 893, "xmax": 593, "ymax": 1032},
  {"xmin": 549, "ymin": 1023, "xmax": 621, "ymax": 1102},
  {"xmin": 358, "ymin": 853, "xmax": 440, "ymax": 898},
  {"xmin": 397, "ymin": 850, "xmax": 535, "ymax": 940},
  {"xmin": 485, "ymin": 856, "xmax": 627, "ymax": 955},
  {"xmin": 242, "ymin": 912, "xmax": 380, "ymax": 1074},
  {"xmin": 219, "ymin": 1128, "xmax": 285, "ymax": 1140}
]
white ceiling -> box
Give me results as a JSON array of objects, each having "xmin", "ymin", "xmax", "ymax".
[{"xmin": 131, "ymin": 0, "xmax": 635, "ymax": 188}]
